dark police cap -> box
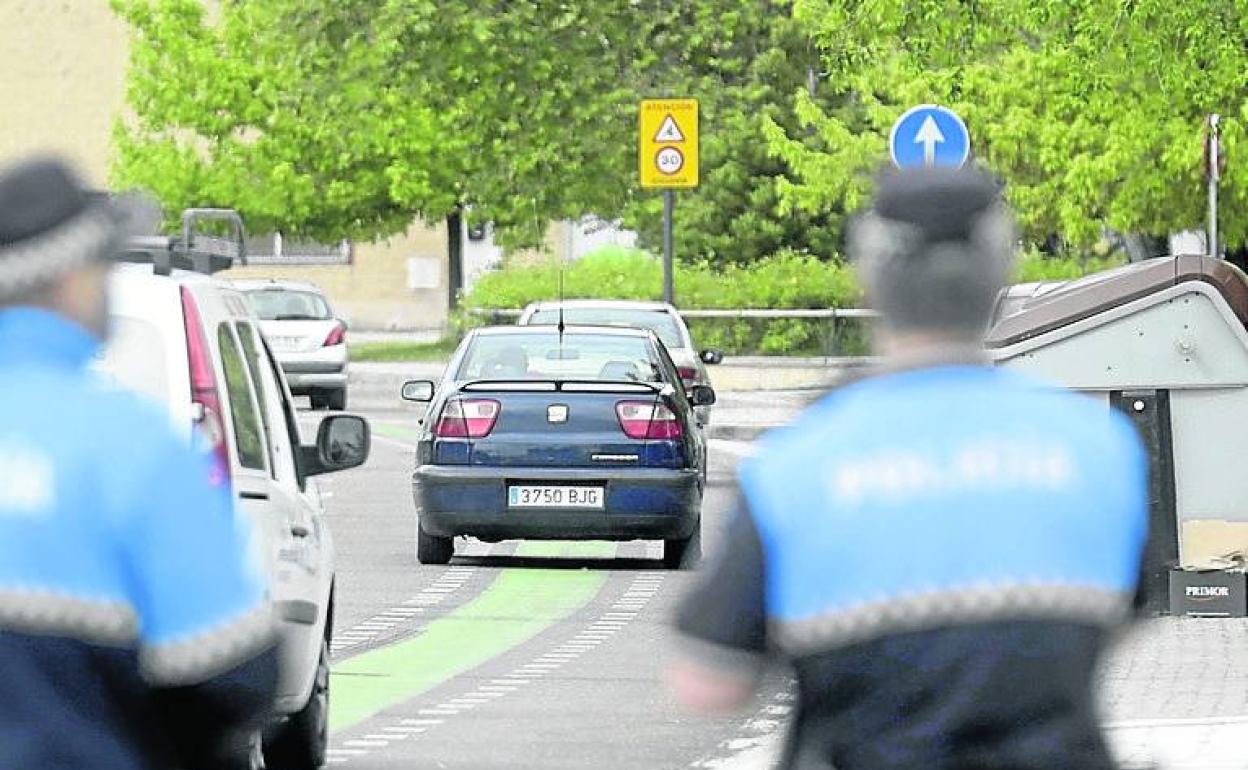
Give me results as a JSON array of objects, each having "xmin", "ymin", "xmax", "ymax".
[
  {"xmin": 872, "ymin": 166, "xmax": 1003, "ymax": 243},
  {"xmin": 0, "ymin": 156, "xmax": 151, "ymax": 298}
]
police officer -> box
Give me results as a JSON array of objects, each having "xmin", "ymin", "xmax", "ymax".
[
  {"xmin": 0, "ymin": 157, "xmax": 277, "ymax": 769},
  {"xmin": 671, "ymin": 167, "xmax": 1148, "ymax": 770}
]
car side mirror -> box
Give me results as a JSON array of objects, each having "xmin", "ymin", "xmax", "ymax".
[
  {"xmin": 401, "ymin": 379, "xmax": 436, "ymax": 402},
  {"xmin": 699, "ymin": 349, "xmax": 724, "ymax": 365},
  {"xmin": 689, "ymin": 384, "xmax": 717, "ymax": 407},
  {"xmin": 302, "ymin": 415, "xmax": 370, "ymax": 477}
]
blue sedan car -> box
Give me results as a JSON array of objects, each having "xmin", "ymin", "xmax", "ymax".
[{"xmin": 401, "ymin": 325, "xmax": 714, "ymax": 569}]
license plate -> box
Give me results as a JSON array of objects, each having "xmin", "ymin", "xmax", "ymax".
[
  {"xmin": 270, "ymin": 336, "xmax": 303, "ymax": 351},
  {"xmin": 508, "ymin": 485, "xmax": 604, "ymax": 509}
]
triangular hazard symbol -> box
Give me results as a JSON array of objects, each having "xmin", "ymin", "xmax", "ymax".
[{"xmin": 654, "ymin": 115, "xmax": 685, "ymax": 143}]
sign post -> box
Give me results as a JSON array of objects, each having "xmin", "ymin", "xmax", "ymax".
[
  {"xmin": 640, "ymin": 99, "xmax": 699, "ymax": 305},
  {"xmin": 1207, "ymin": 114, "xmax": 1222, "ymax": 259},
  {"xmin": 889, "ymin": 104, "xmax": 971, "ymax": 169}
]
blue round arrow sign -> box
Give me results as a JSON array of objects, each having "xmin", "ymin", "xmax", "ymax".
[{"xmin": 889, "ymin": 105, "xmax": 970, "ymax": 169}]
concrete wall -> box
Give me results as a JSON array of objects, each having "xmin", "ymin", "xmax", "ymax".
[
  {"xmin": 0, "ymin": 2, "xmax": 129, "ymax": 186},
  {"xmin": 224, "ymin": 220, "xmax": 451, "ymax": 332}
]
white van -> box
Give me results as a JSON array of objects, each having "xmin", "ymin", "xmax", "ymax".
[{"xmin": 95, "ymin": 211, "xmax": 369, "ymax": 769}]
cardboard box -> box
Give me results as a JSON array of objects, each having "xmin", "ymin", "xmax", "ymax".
[{"xmin": 1169, "ymin": 569, "xmax": 1247, "ymax": 617}]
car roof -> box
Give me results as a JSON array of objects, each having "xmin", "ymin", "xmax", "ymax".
[
  {"xmin": 522, "ymin": 299, "xmax": 675, "ymax": 312},
  {"xmin": 231, "ymin": 278, "xmax": 325, "ymax": 293},
  {"xmin": 472, "ymin": 324, "xmax": 656, "ymax": 339},
  {"xmin": 114, "ymin": 262, "xmax": 218, "ymax": 287}
]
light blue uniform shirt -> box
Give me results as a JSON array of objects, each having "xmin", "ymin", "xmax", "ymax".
[
  {"xmin": 0, "ymin": 307, "xmax": 270, "ymax": 681},
  {"xmin": 739, "ymin": 364, "xmax": 1148, "ymax": 652}
]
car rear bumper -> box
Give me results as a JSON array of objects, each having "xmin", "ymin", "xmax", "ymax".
[
  {"xmin": 284, "ymin": 369, "xmax": 348, "ymax": 393},
  {"xmin": 413, "ymin": 465, "xmax": 702, "ymax": 540},
  {"xmin": 275, "ymin": 345, "xmax": 348, "ymax": 393}
]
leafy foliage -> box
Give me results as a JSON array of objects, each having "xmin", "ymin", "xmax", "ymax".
[
  {"xmin": 460, "ymin": 245, "xmax": 1117, "ymax": 355},
  {"xmin": 111, "ymin": 0, "xmax": 646, "ymax": 244},
  {"xmin": 772, "ymin": 0, "xmax": 1248, "ymax": 247},
  {"xmin": 621, "ymin": 1, "xmax": 844, "ymax": 265}
]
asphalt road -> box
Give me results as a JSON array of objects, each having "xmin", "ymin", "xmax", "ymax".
[
  {"xmin": 304, "ymin": 401, "xmax": 1248, "ymax": 770},
  {"xmin": 310, "ymin": 406, "xmax": 787, "ymax": 770}
]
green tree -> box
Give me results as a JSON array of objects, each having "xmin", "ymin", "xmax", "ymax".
[
  {"xmin": 623, "ymin": 0, "xmax": 844, "ymax": 266},
  {"xmin": 111, "ymin": 0, "xmax": 643, "ymax": 246},
  {"xmin": 770, "ymin": 0, "xmax": 1248, "ymax": 248}
]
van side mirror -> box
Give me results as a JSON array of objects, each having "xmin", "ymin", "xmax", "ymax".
[
  {"xmin": 699, "ymin": 349, "xmax": 724, "ymax": 365},
  {"xmin": 689, "ymin": 385, "xmax": 717, "ymax": 407},
  {"xmin": 302, "ymin": 415, "xmax": 370, "ymax": 477},
  {"xmin": 401, "ymin": 380, "xmax": 436, "ymax": 402}
]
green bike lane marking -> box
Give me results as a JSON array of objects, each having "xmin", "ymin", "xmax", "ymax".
[{"xmin": 330, "ymin": 539, "xmax": 617, "ymax": 732}]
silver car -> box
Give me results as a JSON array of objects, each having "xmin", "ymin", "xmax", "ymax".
[
  {"xmin": 236, "ymin": 280, "xmax": 350, "ymax": 410},
  {"xmin": 517, "ymin": 299, "xmax": 722, "ymax": 425}
]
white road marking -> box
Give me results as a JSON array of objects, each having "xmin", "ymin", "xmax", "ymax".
[
  {"xmin": 332, "ymin": 562, "xmax": 481, "ymax": 656},
  {"xmin": 326, "ymin": 568, "xmax": 670, "ymax": 765}
]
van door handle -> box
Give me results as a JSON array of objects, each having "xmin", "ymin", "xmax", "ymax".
[{"xmin": 290, "ymin": 523, "xmax": 311, "ymax": 538}]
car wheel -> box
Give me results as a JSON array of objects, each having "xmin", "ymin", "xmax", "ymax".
[
  {"xmin": 417, "ymin": 523, "xmax": 454, "ymax": 565},
  {"xmin": 264, "ymin": 637, "xmax": 329, "ymax": 770},
  {"xmin": 326, "ymin": 388, "xmax": 347, "ymax": 412},
  {"xmin": 663, "ymin": 523, "xmax": 701, "ymax": 570}
]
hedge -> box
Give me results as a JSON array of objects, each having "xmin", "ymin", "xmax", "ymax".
[{"xmin": 458, "ymin": 246, "xmax": 1127, "ymax": 356}]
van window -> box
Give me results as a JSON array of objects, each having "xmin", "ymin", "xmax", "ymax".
[
  {"xmin": 236, "ymin": 322, "xmax": 277, "ymax": 475},
  {"xmin": 218, "ymin": 324, "xmax": 268, "ymax": 471}
]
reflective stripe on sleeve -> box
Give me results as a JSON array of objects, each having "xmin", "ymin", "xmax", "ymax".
[
  {"xmin": 0, "ymin": 588, "xmax": 138, "ymax": 645},
  {"xmin": 771, "ymin": 583, "xmax": 1132, "ymax": 656},
  {"xmin": 139, "ymin": 601, "xmax": 276, "ymax": 686}
]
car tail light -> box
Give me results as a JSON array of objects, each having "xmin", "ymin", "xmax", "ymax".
[
  {"xmin": 676, "ymin": 366, "xmax": 698, "ymax": 386},
  {"xmin": 181, "ymin": 287, "xmax": 230, "ymax": 487},
  {"xmin": 435, "ymin": 399, "xmax": 501, "ymax": 438},
  {"xmin": 323, "ymin": 323, "xmax": 346, "ymax": 347},
  {"xmin": 616, "ymin": 400, "xmax": 683, "ymax": 440}
]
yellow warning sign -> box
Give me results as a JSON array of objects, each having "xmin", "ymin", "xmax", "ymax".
[{"xmin": 640, "ymin": 99, "xmax": 699, "ymax": 189}]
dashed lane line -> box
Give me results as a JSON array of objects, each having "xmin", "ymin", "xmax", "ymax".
[
  {"xmin": 330, "ymin": 564, "xmax": 479, "ymax": 657},
  {"xmin": 328, "ymin": 540, "xmax": 616, "ymax": 732},
  {"xmin": 326, "ymin": 568, "xmax": 668, "ymax": 765}
]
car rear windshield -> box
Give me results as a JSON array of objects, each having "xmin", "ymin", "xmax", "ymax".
[
  {"xmin": 456, "ymin": 332, "xmax": 664, "ymax": 383},
  {"xmin": 246, "ymin": 289, "xmax": 333, "ymax": 321},
  {"xmin": 525, "ymin": 308, "xmax": 685, "ymax": 348}
]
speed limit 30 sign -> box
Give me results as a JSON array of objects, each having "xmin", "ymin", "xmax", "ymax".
[{"xmin": 640, "ymin": 99, "xmax": 699, "ymax": 188}]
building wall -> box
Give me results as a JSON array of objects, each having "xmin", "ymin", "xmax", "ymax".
[
  {"xmin": 0, "ymin": 2, "xmax": 454, "ymax": 332},
  {"xmin": 0, "ymin": 2, "xmax": 129, "ymax": 186},
  {"xmin": 224, "ymin": 221, "xmax": 451, "ymax": 332}
]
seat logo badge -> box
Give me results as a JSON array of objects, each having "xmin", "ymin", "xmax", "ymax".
[{"xmin": 547, "ymin": 404, "xmax": 569, "ymax": 423}]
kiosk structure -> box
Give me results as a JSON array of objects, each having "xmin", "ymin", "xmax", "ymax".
[{"xmin": 987, "ymin": 256, "xmax": 1248, "ymax": 615}]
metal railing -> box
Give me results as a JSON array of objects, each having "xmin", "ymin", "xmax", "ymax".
[
  {"xmin": 466, "ymin": 307, "xmax": 881, "ymax": 357},
  {"xmin": 467, "ymin": 307, "xmax": 878, "ymax": 320}
]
